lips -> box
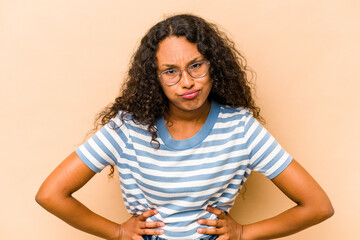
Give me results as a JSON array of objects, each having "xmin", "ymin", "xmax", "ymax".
[{"xmin": 181, "ymin": 90, "xmax": 199, "ymax": 99}]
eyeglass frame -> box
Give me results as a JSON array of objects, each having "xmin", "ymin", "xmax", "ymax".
[{"xmin": 158, "ymin": 60, "xmax": 210, "ymax": 86}]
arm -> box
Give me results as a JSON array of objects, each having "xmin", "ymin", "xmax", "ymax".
[
  {"xmin": 198, "ymin": 160, "xmax": 334, "ymax": 239},
  {"xmin": 36, "ymin": 151, "xmax": 165, "ymax": 240},
  {"xmin": 35, "ymin": 151, "xmax": 121, "ymax": 240},
  {"xmin": 242, "ymin": 159, "xmax": 334, "ymax": 239}
]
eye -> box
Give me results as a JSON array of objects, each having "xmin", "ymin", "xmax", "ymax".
[
  {"xmin": 189, "ymin": 61, "xmax": 204, "ymax": 70},
  {"xmin": 163, "ymin": 69, "xmax": 178, "ymax": 76}
]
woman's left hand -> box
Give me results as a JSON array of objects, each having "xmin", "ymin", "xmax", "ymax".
[{"xmin": 197, "ymin": 206, "xmax": 243, "ymax": 240}]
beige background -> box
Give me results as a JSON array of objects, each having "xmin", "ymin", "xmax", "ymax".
[{"xmin": 1, "ymin": 0, "xmax": 359, "ymax": 239}]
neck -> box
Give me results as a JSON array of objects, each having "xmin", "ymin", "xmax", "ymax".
[{"xmin": 165, "ymin": 100, "xmax": 212, "ymax": 124}]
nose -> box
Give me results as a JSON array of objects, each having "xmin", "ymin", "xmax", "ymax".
[{"xmin": 179, "ymin": 70, "xmax": 194, "ymax": 88}]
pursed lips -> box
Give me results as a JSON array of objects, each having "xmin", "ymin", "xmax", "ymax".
[{"xmin": 181, "ymin": 90, "xmax": 200, "ymax": 99}]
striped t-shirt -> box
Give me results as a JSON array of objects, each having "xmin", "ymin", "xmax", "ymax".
[{"xmin": 75, "ymin": 101, "xmax": 293, "ymax": 240}]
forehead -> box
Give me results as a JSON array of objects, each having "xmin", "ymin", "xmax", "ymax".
[{"xmin": 156, "ymin": 36, "xmax": 201, "ymax": 65}]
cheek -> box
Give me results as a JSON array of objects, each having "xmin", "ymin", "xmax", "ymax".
[
  {"xmin": 203, "ymin": 78, "xmax": 213, "ymax": 92},
  {"xmin": 159, "ymin": 84, "xmax": 176, "ymax": 98}
]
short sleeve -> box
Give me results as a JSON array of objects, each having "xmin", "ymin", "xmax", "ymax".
[
  {"xmin": 244, "ymin": 113, "xmax": 293, "ymax": 179},
  {"xmin": 75, "ymin": 117, "xmax": 128, "ymax": 172}
]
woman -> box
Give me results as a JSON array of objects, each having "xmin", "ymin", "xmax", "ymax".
[{"xmin": 36, "ymin": 14, "xmax": 334, "ymax": 240}]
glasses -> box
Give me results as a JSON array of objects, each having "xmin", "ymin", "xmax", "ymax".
[{"xmin": 158, "ymin": 60, "xmax": 210, "ymax": 86}]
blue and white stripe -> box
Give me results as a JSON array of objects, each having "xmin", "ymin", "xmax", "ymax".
[{"xmin": 75, "ymin": 101, "xmax": 292, "ymax": 240}]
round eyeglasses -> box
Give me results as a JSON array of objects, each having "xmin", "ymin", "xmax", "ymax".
[{"xmin": 158, "ymin": 60, "xmax": 210, "ymax": 86}]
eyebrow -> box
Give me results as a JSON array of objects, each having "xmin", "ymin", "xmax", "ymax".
[{"xmin": 160, "ymin": 56, "xmax": 203, "ymax": 68}]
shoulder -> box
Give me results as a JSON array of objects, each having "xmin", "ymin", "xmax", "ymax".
[
  {"xmin": 107, "ymin": 111, "xmax": 141, "ymax": 127},
  {"xmin": 217, "ymin": 103, "xmax": 254, "ymax": 123},
  {"xmin": 211, "ymin": 103, "xmax": 257, "ymax": 136},
  {"xmin": 107, "ymin": 111, "xmax": 151, "ymax": 137}
]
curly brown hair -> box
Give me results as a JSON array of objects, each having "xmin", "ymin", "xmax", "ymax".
[{"xmin": 94, "ymin": 13, "xmax": 261, "ymax": 148}]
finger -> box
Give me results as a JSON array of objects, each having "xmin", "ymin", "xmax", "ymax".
[
  {"xmin": 141, "ymin": 228, "xmax": 165, "ymax": 236},
  {"xmin": 217, "ymin": 236, "xmax": 228, "ymax": 240},
  {"xmin": 138, "ymin": 209, "xmax": 158, "ymax": 221},
  {"xmin": 197, "ymin": 227, "xmax": 224, "ymax": 235},
  {"xmin": 197, "ymin": 219, "xmax": 222, "ymax": 227},
  {"xmin": 132, "ymin": 236, "xmax": 143, "ymax": 240},
  {"xmin": 206, "ymin": 206, "xmax": 226, "ymax": 219},
  {"xmin": 141, "ymin": 221, "xmax": 165, "ymax": 229}
]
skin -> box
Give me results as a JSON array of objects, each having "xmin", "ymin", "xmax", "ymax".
[
  {"xmin": 36, "ymin": 36, "xmax": 334, "ymax": 240},
  {"xmin": 156, "ymin": 36, "xmax": 213, "ymax": 140},
  {"xmin": 36, "ymin": 152, "xmax": 163, "ymax": 240},
  {"xmin": 197, "ymin": 160, "xmax": 334, "ymax": 239}
]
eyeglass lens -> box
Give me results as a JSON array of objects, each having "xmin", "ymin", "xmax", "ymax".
[{"xmin": 160, "ymin": 61, "xmax": 209, "ymax": 85}]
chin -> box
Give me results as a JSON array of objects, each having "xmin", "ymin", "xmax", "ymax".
[{"xmin": 181, "ymin": 99, "xmax": 208, "ymax": 111}]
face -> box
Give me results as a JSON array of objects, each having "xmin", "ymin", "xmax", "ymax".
[{"xmin": 156, "ymin": 36, "xmax": 212, "ymax": 114}]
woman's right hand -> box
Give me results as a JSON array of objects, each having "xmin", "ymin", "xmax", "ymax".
[{"xmin": 119, "ymin": 209, "xmax": 165, "ymax": 240}]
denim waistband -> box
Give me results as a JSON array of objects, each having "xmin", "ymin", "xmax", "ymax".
[{"xmin": 142, "ymin": 235, "xmax": 218, "ymax": 240}]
